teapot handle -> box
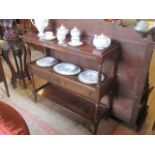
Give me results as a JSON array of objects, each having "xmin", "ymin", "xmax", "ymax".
[
  {"xmin": 30, "ymin": 19, "xmax": 35, "ymax": 26},
  {"xmin": 45, "ymin": 19, "xmax": 49, "ymax": 27}
]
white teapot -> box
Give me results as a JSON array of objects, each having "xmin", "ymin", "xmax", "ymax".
[
  {"xmin": 57, "ymin": 25, "xmax": 69, "ymax": 36},
  {"xmin": 30, "ymin": 19, "xmax": 49, "ymax": 38},
  {"xmin": 93, "ymin": 34, "xmax": 111, "ymax": 50}
]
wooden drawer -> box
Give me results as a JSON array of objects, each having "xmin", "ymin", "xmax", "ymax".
[
  {"xmin": 31, "ymin": 67, "xmax": 59, "ymax": 85},
  {"xmin": 55, "ymin": 77, "xmax": 99, "ymax": 101}
]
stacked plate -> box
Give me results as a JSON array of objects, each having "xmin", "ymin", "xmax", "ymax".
[
  {"xmin": 78, "ymin": 69, "xmax": 105, "ymax": 84},
  {"xmin": 53, "ymin": 62, "xmax": 81, "ymax": 75},
  {"xmin": 36, "ymin": 56, "xmax": 57, "ymax": 67}
]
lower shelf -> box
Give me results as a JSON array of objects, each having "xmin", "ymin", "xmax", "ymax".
[{"xmin": 36, "ymin": 83, "xmax": 110, "ymax": 123}]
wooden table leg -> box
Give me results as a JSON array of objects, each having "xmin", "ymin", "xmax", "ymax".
[{"xmin": 0, "ymin": 49, "xmax": 10, "ymax": 97}]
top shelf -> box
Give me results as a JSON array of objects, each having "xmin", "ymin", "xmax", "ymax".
[{"xmin": 22, "ymin": 33, "xmax": 120, "ymax": 61}]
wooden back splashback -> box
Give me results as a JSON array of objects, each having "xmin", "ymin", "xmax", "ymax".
[
  {"xmin": 50, "ymin": 20, "xmax": 153, "ymax": 101},
  {"xmin": 38, "ymin": 19, "xmax": 154, "ymax": 125}
]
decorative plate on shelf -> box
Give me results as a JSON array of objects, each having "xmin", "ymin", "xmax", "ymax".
[
  {"xmin": 53, "ymin": 62, "xmax": 81, "ymax": 75},
  {"xmin": 36, "ymin": 56, "xmax": 57, "ymax": 67},
  {"xmin": 68, "ymin": 41, "xmax": 83, "ymax": 47},
  {"xmin": 78, "ymin": 69, "xmax": 105, "ymax": 84}
]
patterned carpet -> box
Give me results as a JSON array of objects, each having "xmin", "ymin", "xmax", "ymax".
[{"xmin": 0, "ymin": 84, "xmax": 91, "ymax": 135}]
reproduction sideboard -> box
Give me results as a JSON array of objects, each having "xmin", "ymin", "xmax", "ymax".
[{"xmin": 22, "ymin": 19, "xmax": 154, "ymax": 132}]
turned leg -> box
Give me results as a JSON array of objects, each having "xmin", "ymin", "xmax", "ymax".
[
  {"xmin": 19, "ymin": 53, "xmax": 26, "ymax": 88},
  {"xmin": 23, "ymin": 46, "xmax": 31, "ymax": 81},
  {"xmin": 93, "ymin": 104, "xmax": 100, "ymax": 134},
  {"xmin": 2, "ymin": 47, "xmax": 17, "ymax": 88},
  {"xmin": 13, "ymin": 45, "xmax": 27, "ymax": 88},
  {"xmin": 30, "ymin": 73, "xmax": 37, "ymax": 102}
]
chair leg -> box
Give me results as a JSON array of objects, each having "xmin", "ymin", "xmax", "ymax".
[{"xmin": 3, "ymin": 77, "xmax": 10, "ymax": 97}]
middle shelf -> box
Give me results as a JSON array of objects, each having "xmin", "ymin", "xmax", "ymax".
[{"xmin": 30, "ymin": 61, "xmax": 113, "ymax": 102}]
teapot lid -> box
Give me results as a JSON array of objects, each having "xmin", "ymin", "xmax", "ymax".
[
  {"xmin": 71, "ymin": 27, "xmax": 79, "ymax": 32},
  {"xmin": 94, "ymin": 34, "xmax": 106, "ymax": 38},
  {"xmin": 58, "ymin": 25, "xmax": 67, "ymax": 30}
]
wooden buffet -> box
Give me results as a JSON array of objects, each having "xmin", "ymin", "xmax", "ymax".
[
  {"xmin": 22, "ymin": 20, "xmax": 154, "ymax": 133},
  {"xmin": 22, "ymin": 32, "xmax": 120, "ymax": 133}
]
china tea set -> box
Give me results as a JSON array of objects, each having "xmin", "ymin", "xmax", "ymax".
[
  {"xmin": 32, "ymin": 19, "xmax": 107, "ymax": 85},
  {"xmin": 31, "ymin": 19, "xmax": 111, "ymax": 50}
]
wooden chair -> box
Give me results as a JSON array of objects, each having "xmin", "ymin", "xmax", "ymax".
[{"xmin": 0, "ymin": 40, "xmax": 10, "ymax": 97}]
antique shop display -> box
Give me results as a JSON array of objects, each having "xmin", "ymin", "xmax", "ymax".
[{"xmin": 22, "ymin": 19, "xmax": 154, "ymax": 133}]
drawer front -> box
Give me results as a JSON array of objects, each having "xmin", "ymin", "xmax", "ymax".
[
  {"xmin": 31, "ymin": 67, "xmax": 59, "ymax": 84},
  {"xmin": 58, "ymin": 78, "xmax": 99, "ymax": 100}
]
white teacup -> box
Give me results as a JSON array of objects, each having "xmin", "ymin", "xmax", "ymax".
[{"xmin": 44, "ymin": 31, "xmax": 54, "ymax": 40}]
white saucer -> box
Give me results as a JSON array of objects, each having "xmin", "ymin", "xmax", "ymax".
[
  {"xmin": 42, "ymin": 36, "xmax": 56, "ymax": 41},
  {"xmin": 53, "ymin": 62, "xmax": 81, "ymax": 75},
  {"xmin": 68, "ymin": 41, "xmax": 83, "ymax": 47},
  {"xmin": 78, "ymin": 70, "xmax": 105, "ymax": 84}
]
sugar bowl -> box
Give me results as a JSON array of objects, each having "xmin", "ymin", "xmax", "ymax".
[
  {"xmin": 56, "ymin": 25, "xmax": 69, "ymax": 45},
  {"xmin": 70, "ymin": 27, "xmax": 82, "ymax": 46},
  {"xmin": 93, "ymin": 34, "xmax": 111, "ymax": 50}
]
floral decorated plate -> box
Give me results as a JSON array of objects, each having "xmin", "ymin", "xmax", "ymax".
[
  {"xmin": 53, "ymin": 62, "xmax": 81, "ymax": 75},
  {"xmin": 36, "ymin": 56, "xmax": 57, "ymax": 67},
  {"xmin": 78, "ymin": 69, "xmax": 105, "ymax": 84}
]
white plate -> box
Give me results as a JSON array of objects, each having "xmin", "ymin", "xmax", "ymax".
[
  {"xmin": 78, "ymin": 70, "xmax": 105, "ymax": 84},
  {"xmin": 53, "ymin": 62, "xmax": 81, "ymax": 75},
  {"xmin": 68, "ymin": 41, "xmax": 83, "ymax": 47},
  {"xmin": 36, "ymin": 56, "xmax": 57, "ymax": 67}
]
